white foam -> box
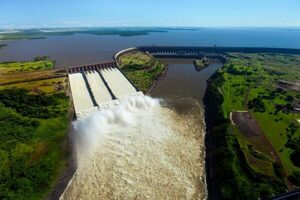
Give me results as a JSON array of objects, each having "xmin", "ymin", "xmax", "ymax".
[{"xmin": 61, "ymin": 95, "xmax": 206, "ymax": 200}]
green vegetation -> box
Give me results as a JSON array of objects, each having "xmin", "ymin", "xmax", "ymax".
[
  {"xmin": 193, "ymin": 57, "xmax": 210, "ymax": 71},
  {"xmin": 0, "ymin": 56, "xmax": 54, "ymax": 74},
  {"xmin": 118, "ymin": 51, "xmax": 166, "ymax": 92},
  {"xmin": 0, "ymin": 58, "xmax": 70, "ymax": 199},
  {"xmin": 1, "ymin": 77, "xmax": 66, "ymax": 94},
  {"xmin": 0, "ymin": 44, "xmax": 7, "ymax": 49},
  {"xmin": 0, "ymin": 28, "xmax": 169, "ymax": 41},
  {"xmin": 204, "ymin": 53, "xmax": 300, "ymax": 199},
  {"xmin": 0, "ymin": 58, "xmax": 66, "ymax": 87}
]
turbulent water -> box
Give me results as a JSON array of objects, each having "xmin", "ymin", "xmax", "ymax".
[{"xmin": 61, "ymin": 95, "xmax": 206, "ymax": 200}]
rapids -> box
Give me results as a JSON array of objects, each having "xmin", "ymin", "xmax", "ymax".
[{"xmin": 61, "ymin": 95, "xmax": 206, "ymax": 200}]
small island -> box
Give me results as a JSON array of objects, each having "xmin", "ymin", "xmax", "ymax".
[
  {"xmin": 118, "ymin": 51, "xmax": 166, "ymax": 93},
  {"xmin": 193, "ymin": 57, "xmax": 210, "ymax": 72}
]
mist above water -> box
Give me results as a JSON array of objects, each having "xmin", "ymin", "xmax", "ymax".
[{"xmin": 61, "ymin": 95, "xmax": 206, "ymax": 200}]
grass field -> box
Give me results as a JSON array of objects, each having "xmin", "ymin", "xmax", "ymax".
[
  {"xmin": 118, "ymin": 51, "xmax": 166, "ymax": 92},
  {"xmin": 0, "ymin": 58, "xmax": 70, "ymax": 199},
  {"xmin": 0, "ymin": 77, "xmax": 67, "ymax": 94},
  {"xmin": 0, "ymin": 58, "xmax": 66, "ymax": 87},
  {"xmin": 0, "ymin": 57, "xmax": 54, "ymax": 75},
  {"xmin": 225, "ymin": 53, "xmax": 300, "ymax": 177},
  {"xmin": 205, "ymin": 53, "xmax": 300, "ymax": 199}
]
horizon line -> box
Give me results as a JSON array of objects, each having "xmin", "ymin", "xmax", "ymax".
[{"xmin": 1, "ymin": 25, "xmax": 300, "ymax": 30}]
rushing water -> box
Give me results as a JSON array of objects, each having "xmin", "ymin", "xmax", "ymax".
[
  {"xmin": 0, "ymin": 29, "xmax": 289, "ymax": 198},
  {"xmin": 61, "ymin": 95, "xmax": 206, "ymax": 200},
  {"xmin": 60, "ymin": 61, "xmax": 221, "ymax": 199}
]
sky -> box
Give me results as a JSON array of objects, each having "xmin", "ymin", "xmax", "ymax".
[{"xmin": 0, "ymin": 0, "xmax": 300, "ymax": 28}]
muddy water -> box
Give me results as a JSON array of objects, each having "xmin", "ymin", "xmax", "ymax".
[
  {"xmin": 60, "ymin": 61, "xmax": 222, "ymax": 200},
  {"xmin": 151, "ymin": 59, "xmax": 222, "ymax": 113},
  {"xmin": 61, "ymin": 95, "xmax": 206, "ymax": 200}
]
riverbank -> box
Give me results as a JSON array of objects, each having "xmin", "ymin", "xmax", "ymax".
[
  {"xmin": 45, "ymin": 82, "xmax": 77, "ymax": 200},
  {"xmin": 146, "ymin": 63, "xmax": 168, "ymax": 95},
  {"xmin": 203, "ymin": 53, "xmax": 300, "ymax": 199},
  {"xmin": 117, "ymin": 51, "xmax": 167, "ymax": 93},
  {"xmin": 0, "ymin": 58, "xmax": 71, "ymax": 199}
]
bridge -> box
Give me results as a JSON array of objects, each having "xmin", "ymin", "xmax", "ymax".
[{"xmin": 67, "ymin": 61, "xmax": 140, "ymax": 118}]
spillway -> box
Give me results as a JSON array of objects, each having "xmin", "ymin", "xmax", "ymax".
[
  {"xmin": 65, "ymin": 64, "xmax": 207, "ymax": 199},
  {"xmin": 68, "ymin": 73, "xmax": 95, "ymax": 114},
  {"xmin": 68, "ymin": 66, "xmax": 139, "ymax": 118},
  {"xmin": 101, "ymin": 68, "xmax": 137, "ymax": 98},
  {"xmin": 85, "ymin": 71, "xmax": 113, "ymax": 104}
]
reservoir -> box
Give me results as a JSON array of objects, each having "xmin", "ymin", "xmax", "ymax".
[{"xmin": 0, "ymin": 28, "xmax": 300, "ymax": 66}]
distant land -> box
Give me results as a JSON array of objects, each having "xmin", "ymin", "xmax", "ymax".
[
  {"xmin": 0, "ymin": 27, "xmax": 203, "ymax": 41},
  {"xmin": 1, "ymin": 27, "xmax": 300, "ymax": 41}
]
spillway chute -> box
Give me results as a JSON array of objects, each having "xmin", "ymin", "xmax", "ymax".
[{"xmin": 68, "ymin": 64, "xmax": 141, "ymax": 119}]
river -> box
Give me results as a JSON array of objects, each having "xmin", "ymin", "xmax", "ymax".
[{"xmin": 0, "ymin": 28, "xmax": 297, "ymax": 199}]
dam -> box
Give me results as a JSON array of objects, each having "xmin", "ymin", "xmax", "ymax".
[
  {"xmin": 61, "ymin": 55, "xmax": 209, "ymax": 200},
  {"xmin": 67, "ymin": 61, "xmax": 140, "ymax": 118}
]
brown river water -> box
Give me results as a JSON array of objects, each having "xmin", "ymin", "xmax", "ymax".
[
  {"xmin": 60, "ymin": 60, "xmax": 222, "ymax": 200},
  {"xmin": 0, "ymin": 34, "xmax": 223, "ymax": 199}
]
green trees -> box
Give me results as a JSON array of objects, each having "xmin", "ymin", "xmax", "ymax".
[
  {"xmin": 33, "ymin": 56, "xmax": 50, "ymax": 62},
  {"xmin": 288, "ymin": 171, "xmax": 300, "ymax": 186},
  {"xmin": 0, "ymin": 88, "xmax": 69, "ymax": 199},
  {"xmin": 248, "ymin": 97, "xmax": 266, "ymax": 112},
  {"xmin": 0, "ymin": 89, "xmax": 67, "ymax": 119},
  {"xmin": 119, "ymin": 52, "xmax": 166, "ymax": 92}
]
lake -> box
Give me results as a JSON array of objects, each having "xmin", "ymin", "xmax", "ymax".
[{"xmin": 0, "ymin": 28, "xmax": 299, "ymax": 67}]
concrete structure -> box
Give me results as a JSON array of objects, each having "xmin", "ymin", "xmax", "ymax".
[
  {"xmin": 68, "ymin": 73, "xmax": 95, "ymax": 114},
  {"xmin": 101, "ymin": 68, "xmax": 137, "ymax": 98},
  {"xmin": 85, "ymin": 71, "xmax": 113, "ymax": 104},
  {"xmin": 67, "ymin": 61, "xmax": 139, "ymax": 118},
  {"xmin": 114, "ymin": 46, "xmax": 300, "ymax": 64}
]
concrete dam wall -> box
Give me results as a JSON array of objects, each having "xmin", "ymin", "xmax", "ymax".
[{"xmin": 68, "ymin": 65, "xmax": 139, "ymax": 118}]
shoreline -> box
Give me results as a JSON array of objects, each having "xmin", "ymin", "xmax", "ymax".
[
  {"xmin": 149, "ymin": 60, "xmax": 220, "ymax": 199},
  {"xmin": 146, "ymin": 63, "xmax": 169, "ymax": 95},
  {"xmin": 50, "ymin": 58, "xmax": 217, "ymax": 199},
  {"xmin": 203, "ymin": 75, "xmax": 225, "ymax": 200},
  {"xmin": 46, "ymin": 82, "xmax": 77, "ymax": 200}
]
